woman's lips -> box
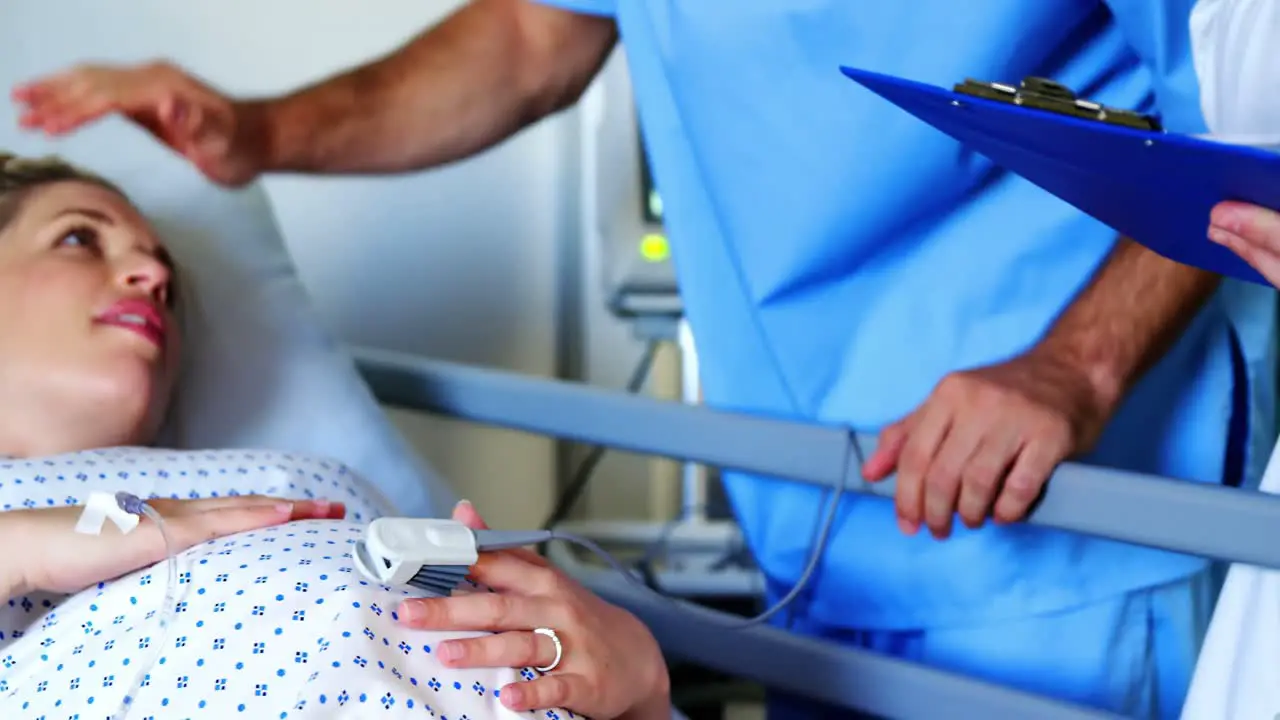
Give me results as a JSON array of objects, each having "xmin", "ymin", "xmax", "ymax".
[{"xmin": 95, "ymin": 298, "xmax": 166, "ymax": 348}]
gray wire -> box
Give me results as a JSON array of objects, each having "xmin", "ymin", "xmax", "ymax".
[
  {"xmin": 540, "ymin": 339, "xmax": 662, "ymax": 532},
  {"xmin": 473, "ymin": 432, "xmax": 859, "ymax": 629}
]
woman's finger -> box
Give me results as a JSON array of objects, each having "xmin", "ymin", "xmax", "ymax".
[
  {"xmin": 452, "ymin": 500, "xmax": 489, "ymax": 530},
  {"xmin": 397, "ymin": 591, "xmax": 562, "ymax": 633},
  {"xmin": 150, "ymin": 494, "xmax": 280, "ymax": 513},
  {"xmin": 168, "ymin": 502, "xmax": 295, "ymax": 547},
  {"xmin": 149, "ymin": 496, "xmax": 343, "ymax": 521},
  {"xmin": 1209, "ymin": 202, "xmax": 1280, "ymax": 286},
  {"xmin": 287, "ymin": 499, "xmax": 345, "ymax": 520},
  {"xmin": 452, "ymin": 500, "xmax": 550, "ymax": 568},
  {"xmin": 435, "ymin": 629, "xmax": 557, "ymax": 670},
  {"xmin": 1212, "ymin": 201, "xmax": 1280, "ymax": 247},
  {"xmin": 468, "ymin": 550, "xmax": 561, "ymax": 596},
  {"xmin": 1208, "ymin": 226, "xmax": 1280, "ymax": 287},
  {"xmin": 500, "ymin": 673, "xmax": 593, "ymax": 713}
]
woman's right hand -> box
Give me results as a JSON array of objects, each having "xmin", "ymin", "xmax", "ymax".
[
  {"xmin": 10, "ymin": 61, "xmax": 267, "ymax": 187},
  {"xmin": 4, "ymin": 495, "xmax": 344, "ymax": 597},
  {"xmin": 398, "ymin": 501, "xmax": 671, "ymax": 720},
  {"xmin": 1209, "ymin": 201, "xmax": 1280, "ymax": 286}
]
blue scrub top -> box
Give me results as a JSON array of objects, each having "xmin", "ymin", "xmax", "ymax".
[{"xmin": 539, "ymin": 0, "xmax": 1276, "ymax": 630}]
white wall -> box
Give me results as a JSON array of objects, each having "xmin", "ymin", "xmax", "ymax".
[
  {"xmin": 574, "ymin": 52, "xmax": 686, "ymax": 522},
  {"xmin": 234, "ymin": 5, "xmax": 574, "ymax": 531}
]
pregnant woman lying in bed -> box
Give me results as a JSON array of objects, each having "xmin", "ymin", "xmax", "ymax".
[{"xmin": 0, "ymin": 153, "xmax": 670, "ymax": 719}]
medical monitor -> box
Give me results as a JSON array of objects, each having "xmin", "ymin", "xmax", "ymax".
[
  {"xmin": 640, "ymin": 140, "xmax": 663, "ymax": 227},
  {"xmin": 603, "ymin": 130, "xmax": 680, "ymax": 318}
]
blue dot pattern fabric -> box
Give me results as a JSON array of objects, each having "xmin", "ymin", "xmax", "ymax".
[{"xmin": 0, "ymin": 447, "xmax": 572, "ymax": 719}]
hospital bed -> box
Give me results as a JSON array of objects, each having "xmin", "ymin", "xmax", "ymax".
[
  {"xmin": 0, "ymin": 48, "xmax": 1272, "ymax": 716},
  {"xmin": 0, "ymin": 129, "xmax": 1267, "ymax": 718},
  {"xmin": 354, "ymin": 346, "xmax": 1280, "ymax": 720}
]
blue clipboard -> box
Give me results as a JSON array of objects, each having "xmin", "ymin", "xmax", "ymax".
[{"xmin": 839, "ymin": 66, "xmax": 1280, "ymax": 286}]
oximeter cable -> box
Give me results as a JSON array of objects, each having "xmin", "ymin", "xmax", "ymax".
[
  {"xmin": 359, "ymin": 433, "xmax": 862, "ymax": 630},
  {"xmin": 502, "ymin": 434, "xmax": 853, "ymax": 629}
]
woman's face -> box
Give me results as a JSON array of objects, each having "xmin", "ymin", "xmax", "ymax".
[{"xmin": 0, "ymin": 180, "xmax": 179, "ymax": 454}]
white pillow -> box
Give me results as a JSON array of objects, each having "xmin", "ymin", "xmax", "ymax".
[{"xmin": 0, "ymin": 117, "xmax": 456, "ymax": 517}]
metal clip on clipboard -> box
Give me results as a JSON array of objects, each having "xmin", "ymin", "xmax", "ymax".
[{"xmin": 953, "ymin": 76, "xmax": 1162, "ymax": 132}]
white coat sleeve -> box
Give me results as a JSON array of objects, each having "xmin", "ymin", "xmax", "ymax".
[
  {"xmin": 1190, "ymin": 0, "xmax": 1280, "ymax": 135},
  {"xmin": 1181, "ymin": 445, "xmax": 1280, "ymax": 719},
  {"xmin": 1182, "ymin": 7, "xmax": 1280, "ymax": 718}
]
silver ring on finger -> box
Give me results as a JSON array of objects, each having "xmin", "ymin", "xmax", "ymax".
[{"xmin": 532, "ymin": 627, "xmax": 562, "ymax": 672}]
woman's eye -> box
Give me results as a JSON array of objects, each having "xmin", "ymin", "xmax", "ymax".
[{"xmin": 58, "ymin": 226, "xmax": 98, "ymax": 249}]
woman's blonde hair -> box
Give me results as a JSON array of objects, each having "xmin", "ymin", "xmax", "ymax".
[{"xmin": 0, "ymin": 152, "xmax": 129, "ymax": 234}]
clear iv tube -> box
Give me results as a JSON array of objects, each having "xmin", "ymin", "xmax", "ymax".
[{"xmin": 107, "ymin": 494, "xmax": 178, "ymax": 720}]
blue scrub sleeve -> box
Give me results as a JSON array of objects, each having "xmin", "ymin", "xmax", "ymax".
[
  {"xmin": 1100, "ymin": 0, "xmax": 1208, "ymax": 133},
  {"xmin": 530, "ymin": 0, "xmax": 616, "ymax": 17}
]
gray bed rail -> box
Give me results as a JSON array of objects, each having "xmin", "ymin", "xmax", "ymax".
[{"xmin": 353, "ymin": 346, "xmax": 1272, "ymax": 719}]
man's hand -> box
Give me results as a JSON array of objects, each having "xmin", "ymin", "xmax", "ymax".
[
  {"xmin": 12, "ymin": 62, "xmax": 267, "ymax": 187},
  {"xmin": 863, "ymin": 352, "xmax": 1112, "ymax": 538},
  {"xmin": 864, "ymin": 233, "xmax": 1220, "ymax": 539},
  {"xmin": 11, "ymin": 3, "xmax": 616, "ymax": 180}
]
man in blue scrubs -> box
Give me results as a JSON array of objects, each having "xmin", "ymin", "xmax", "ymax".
[{"xmin": 15, "ymin": 1, "xmax": 1273, "ymax": 716}]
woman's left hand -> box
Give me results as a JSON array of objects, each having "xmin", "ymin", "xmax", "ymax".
[
  {"xmin": 395, "ymin": 501, "xmax": 670, "ymax": 719},
  {"xmin": 1209, "ymin": 201, "xmax": 1280, "ymax": 286}
]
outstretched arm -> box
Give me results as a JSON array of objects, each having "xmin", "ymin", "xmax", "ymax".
[
  {"xmin": 12, "ymin": 0, "xmax": 617, "ymax": 184},
  {"xmin": 252, "ymin": 0, "xmax": 617, "ymax": 174},
  {"xmin": 0, "ymin": 496, "xmax": 341, "ymax": 602}
]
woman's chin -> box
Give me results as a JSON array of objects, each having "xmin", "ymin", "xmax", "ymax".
[{"xmin": 77, "ymin": 362, "xmax": 166, "ymax": 444}]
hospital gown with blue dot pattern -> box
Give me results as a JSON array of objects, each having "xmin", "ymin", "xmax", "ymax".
[{"xmin": 0, "ymin": 448, "xmax": 574, "ymax": 719}]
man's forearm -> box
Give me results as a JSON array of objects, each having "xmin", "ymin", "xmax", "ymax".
[
  {"xmin": 244, "ymin": 0, "xmax": 616, "ymax": 175},
  {"xmin": 1033, "ymin": 238, "xmax": 1221, "ymax": 415}
]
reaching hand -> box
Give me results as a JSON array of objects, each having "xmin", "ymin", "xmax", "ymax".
[
  {"xmin": 396, "ymin": 501, "xmax": 671, "ymax": 720},
  {"xmin": 11, "ymin": 62, "xmax": 268, "ymax": 187},
  {"xmin": 9, "ymin": 495, "xmax": 345, "ymax": 597}
]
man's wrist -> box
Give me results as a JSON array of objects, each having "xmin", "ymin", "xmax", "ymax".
[
  {"xmin": 233, "ymin": 98, "xmax": 282, "ymax": 176},
  {"xmin": 1029, "ymin": 333, "xmax": 1127, "ymax": 419},
  {"xmin": 1028, "ymin": 238, "xmax": 1221, "ymax": 421}
]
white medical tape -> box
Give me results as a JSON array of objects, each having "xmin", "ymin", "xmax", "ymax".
[{"xmin": 74, "ymin": 491, "xmax": 141, "ymax": 535}]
